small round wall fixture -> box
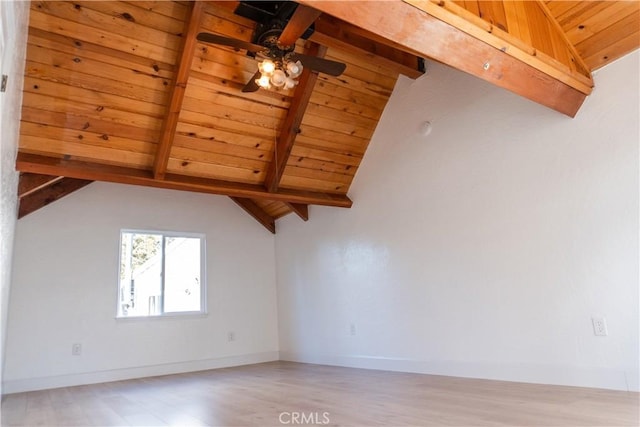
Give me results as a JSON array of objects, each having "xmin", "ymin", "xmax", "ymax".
[{"xmin": 419, "ymin": 120, "xmax": 433, "ymax": 137}]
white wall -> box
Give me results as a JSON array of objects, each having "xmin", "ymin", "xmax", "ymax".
[
  {"xmin": 0, "ymin": 1, "xmax": 29, "ymax": 397},
  {"xmin": 276, "ymin": 51, "xmax": 640, "ymax": 391},
  {"xmin": 3, "ymin": 25, "xmax": 637, "ymax": 395},
  {"xmin": 3, "ymin": 183, "xmax": 279, "ymax": 393}
]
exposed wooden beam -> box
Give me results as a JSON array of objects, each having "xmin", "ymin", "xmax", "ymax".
[
  {"xmin": 409, "ymin": 1, "xmax": 593, "ymax": 92},
  {"xmin": 309, "ymin": 14, "xmax": 424, "ymax": 79},
  {"xmin": 279, "ymin": 4, "xmax": 322, "ymax": 47},
  {"xmin": 153, "ymin": 1, "xmax": 204, "ymax": 180},
  {"xmin": 230, "ymin": 197, "xmax": 276, "ymax": 234},
  {"xmin": 16, "ymin": 153, "xmax": 353, "ymax": 208},
  {"xmin": 536, "ymin": 0, "xmax": 591, "ymax": 77},
  {"xmin": 18, "ymin": 177, "xmax": 92, "ymax": 219},
  {"xmin": 264, "ymin": 42, "xmax": 326, "ymax": 193},
  {"xmin": 286, "ymin": 203, "xmax": 309, "ymax": 221},
  {"xmin": 18, "ymin": 173, "xmax": 62, "ymax": 197},
  {"xmin": 298, "ymin": 0, "xmax": 587, "ymax": 117}
]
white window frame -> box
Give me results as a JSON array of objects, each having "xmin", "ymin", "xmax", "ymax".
[{"xmin": 117, "ymin": 229, "xmax": 207, "ymax": 319}]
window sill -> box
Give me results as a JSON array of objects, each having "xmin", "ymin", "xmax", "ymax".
[{"xmin": 115, "ymin": 311, "xmax": 208, "ymax": 321}]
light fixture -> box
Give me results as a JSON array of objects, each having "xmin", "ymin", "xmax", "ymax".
[
  {"xmin": 283, "ymin": 76, "xmax": 297, "ymax": 90},
  {"xmin": 255, "ymin": 57, "xmax": 304, "ymax": 91},
  {"xmin": 258, "ymin": 59, "xmax": 275, "ymax": 75},
  {"xmin": 419, "ymin": 121, "xmax": 433, "ymax": 137},
  {"xmin": 270, "ymin": 69, "xmax": 287, "ymax": 87},
  {"xmin": 257, "ymin": 74, "xmax": 271, "ymax": 89},
  {"xmin": 286, "ymin": 60, "xmax": 303, "ymax": 78}
]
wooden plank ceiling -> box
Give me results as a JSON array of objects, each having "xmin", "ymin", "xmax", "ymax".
[
  {"xmin": 546, "ymin": 0, "xmax": 640, "ymax": 71},
  {"xmin": 16, "ymin": 1, "xmax": 639, "ymax": 232}
]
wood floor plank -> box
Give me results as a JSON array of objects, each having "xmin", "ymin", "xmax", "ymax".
[{"xmin": 2, "ymin": 362, "xmax": 638, "ymax": 426}]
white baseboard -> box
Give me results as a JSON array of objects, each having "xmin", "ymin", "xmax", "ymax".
[
  {"xmin": 279, "ymin": 351, "xmax": 638, "ymax": 392},
  {"xmin": 5, "ymin": 351, "xmax": 636, "ymax": 394},
  {"xmin": 3, "ymin": 351, "xmax": 279, "ymax": 394}
]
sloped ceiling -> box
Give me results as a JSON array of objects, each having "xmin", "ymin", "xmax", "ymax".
[{"xmin": 15, "ymin": 1, "xmax": 639, "ymax": 232}]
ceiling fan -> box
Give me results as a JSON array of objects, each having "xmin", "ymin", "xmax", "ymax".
[{"xmin": 196, "ymin": 3, "xmax": 346, "ymax": 93}]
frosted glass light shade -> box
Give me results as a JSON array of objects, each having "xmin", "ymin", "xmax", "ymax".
[
  {"xmin": 284, "ymin": 76, "xmax": 298, "ymax": 90},
  {"xmin": 286, "ymin": 60, "xmax": 303, "ymax": 78},
  {"xmin": 258, "ymin": 59, "xmax": 276, "ymax": 75},
  {"xmin": 256, "ymin": 74, "xmax": 271, "ymax": 88},
  {"xmin": 270, "ymin": 69, "xmax": 287, "ymax": 87}
]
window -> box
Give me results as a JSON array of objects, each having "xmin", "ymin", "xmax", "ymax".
[{"xmin": 118, "ymin": 230, "xmax": 206, "ymax": 318}]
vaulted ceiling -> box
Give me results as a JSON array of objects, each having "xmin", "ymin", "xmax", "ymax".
[{"xmin": 16, "ymin": 1, "xmax": 640, "ymax": 232}]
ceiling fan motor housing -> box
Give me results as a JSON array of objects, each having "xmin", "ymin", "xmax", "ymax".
[
  {"xmin": 235, "ymin": 1, "xmax": 315, "ymax": 50},
  {"xmin": 256, "ymin": 26, "xmax": 296, "ymax": 58}
]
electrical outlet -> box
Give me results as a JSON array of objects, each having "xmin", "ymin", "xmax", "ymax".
[
  {"xmin": 592, "ymin": 317, "xmax": 608, "ymax": 336},
  {"xmin": 72, "ymin": 343, "xmax": 82, "ymax": 356},
  {"xmin": 227, "ymin": 331, "xmax": 236, "ymax": 342},
  {"xmin": 350, "ymin": 323, "xmax": 356, "ymax": 336}
]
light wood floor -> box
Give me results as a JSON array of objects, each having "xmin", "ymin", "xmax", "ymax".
[{"xmin": 1, "ymin": 361, "xmax": 638, "ymax": 426}]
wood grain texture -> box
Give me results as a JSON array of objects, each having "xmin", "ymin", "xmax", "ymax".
[
  {"xmin": 310, "ymin": 14, "xmax": 424, "ymax": 79},
  {"xmin": 286, "ymin": 202, "xmax": 309, "ymax": 221},
  {"xmin": 2, "ymin": 361, "xmax": 637, "ymax": 426},
  {"xmin": 453, "ymin": 0, "xmax": 591, "ymax": 79},
  {"xmin": 575, "ymin": 9, "xmax": 639, "ymax": 68},
  {"xmin": 17, "ymin": 0, "xmax": 403, "ymax": 223},
  {"xmin": 28, "ymin": 5, "xmax": 178, "ymax": 64},
  {"xmin": 278, "ymin": 4, "xmax": 322, "ymax": 47},
  {"xmin": 153, "ymin": 1, "xmax": 204, "ymax": 180},
  {"xmin": 230, "ymin": 197, "xmax": 276, "ymax": 233},
  {"xmin": 18, "ymin": 177, "xmax": 92, "ymax": 219},
  {"xmin": 18, "ymin": 173, "xmax": 62, "ymax": 197},
  {"xmin": 16, "ymin": 153, "xmax": 353, "ymax": 208},
  {"xmin": 546, "ymin": 0, "xmax": 640, "ymax": 70},
  {"xmin": 407, "ymin": 1, "xmax": 593, "ymax": 92},
  {"xmin": 264, "ymin": 43, "xmax": 326, "ymax": 193},
  {"xmin": 24, "ymin": 75, "xmax": 166, "ymax": 118},
  {"xmin": 300, "ymin": 0, "xmax": 587, "ymax": 117},
  {"xmin": 253, "ymin": 198, "xmax": 293, "ymax": 219},
  {"xmin": 20, "ymin": 121, "xmax": 157, "ymax": 169},
  {"xmin": 16, "ymin": 0, "xmax": 637, "ymax": 228}
]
